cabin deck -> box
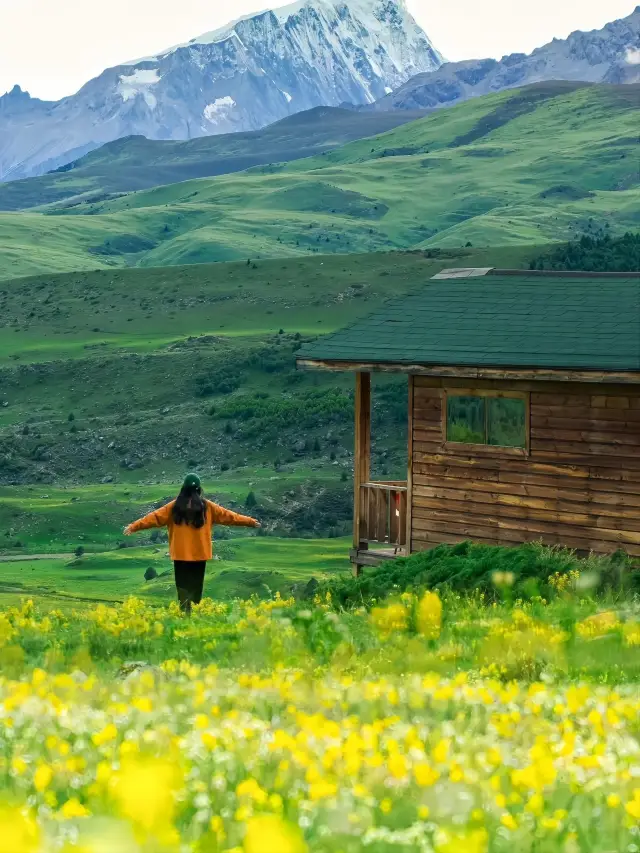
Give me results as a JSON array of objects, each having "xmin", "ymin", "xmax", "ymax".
[
  {"xmin": 351, "ymin": 475, "xmax": 409, "ymax": 574},
  {"xmin": 350, "ymin": 546, "xmax": 407, "ymax": 573}
]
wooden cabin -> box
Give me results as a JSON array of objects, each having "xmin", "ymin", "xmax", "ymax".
[{"xmin": 296, "ymin": 267, "xmax": 640, "ymax": 573}]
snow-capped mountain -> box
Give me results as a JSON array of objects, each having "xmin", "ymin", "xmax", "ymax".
[
  {"xmin": 0, "ymin": 0, "xmax": 442, "ymax": 181},
  {"xmin": 371, "ymin": 6, "xmax": 640, "ymax": 111}
]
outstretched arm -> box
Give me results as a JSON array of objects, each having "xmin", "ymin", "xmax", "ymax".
[
  {"xmin": 208, "ymin": 501, "xmax": 260, "ymax": 528},
  {"xmin": 124, "ymin": 502, "xmax": 174, "ymax": 535}
]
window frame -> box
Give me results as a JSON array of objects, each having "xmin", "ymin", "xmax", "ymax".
[{"xmin": 442, "ymin": 387, "xmax": 530, "ymax": 457}]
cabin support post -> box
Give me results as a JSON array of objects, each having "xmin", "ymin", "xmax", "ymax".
[
  {"xmin": 406, "ymin": 375, "xmax": 414, "ymax": 556},
  {"xmin": 353, "ymin": 371, "xmax": 371, "ymax": 576}
]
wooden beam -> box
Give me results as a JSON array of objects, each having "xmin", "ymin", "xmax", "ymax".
[
  {"xmin": 406, "ymin": 375, "xmax": 414, "ymax": 556},
  {"xmin": 353, "ymin": 372, "xmax": 371, "ymax": 575},
  {"xmin": 491, "ymin": 269, "xmax": 640, "ymax": 279},
  {"xmin": 350, "ymin": 549, "xmax": 400, "ymax": 568},
  {"xmin": 296, "ymin": 359, "xmax": 640, "ymax": 384}
]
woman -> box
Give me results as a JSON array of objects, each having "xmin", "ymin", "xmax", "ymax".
[{"xmin": 124, "ymin": 473, "xmax": 260, "ymax": 612}]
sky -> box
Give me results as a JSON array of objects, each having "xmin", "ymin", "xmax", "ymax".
[{"xmin": 0, "ymin": 0, "xmax": 636, "ymax": 100}]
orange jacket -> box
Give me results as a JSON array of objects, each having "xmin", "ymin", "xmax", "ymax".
[{"xmin": 128, "ymin": 500, "xmax": 257, "ymax": 561}]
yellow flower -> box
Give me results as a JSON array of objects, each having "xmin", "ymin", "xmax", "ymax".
[
  {"xmin": 371, "ymin": 602, "xmax": 408, "ymax": 636},
  {"xmin": 244, "ymin": 814, "xmax": 307, "ymax": 853},
  {"xmin": 432, "ymin": 738, "xmax": 451, "ymax": 764},
  {"xmin": 380, "ymin": 798, "xmax": 392, "ymax": 814},
  {"xmin": 525, "ymin": 793, "xmax": 544, "ymax": 816},
  {"xmin": 92, "ymin": 723, "xmax": 118, "ymax": 747},
  {"xmin": 34, "ymin": 764, "xmax": 53, "ymax": 792},
  {"xmin": 437, "ymin": 828, "xmax": 488, "ymax": 853},
  {"xmin": 388, "ymin": 753, "xmax": 408, "ymax": 780},
  {"xmin": 625, "ymin": 789, "xmax": 640, "ymax": 820},
  {"xmin": 308, "ymin": 780, "xmax": 337, "ymax": 801},
  {"xmin": 606, "ymin": 794, "xmax": 620, "ymax": 809},
  {"xmin": 111, "ymin": 756, "xmax": 182, "ymax": 834},
  {"xmin": 418, "ymin": 805, "xmax": 430, "ymax": 819},
  {"xmin": 0, "ymin": 806, "xmax": 40, "ymax": 853},
  {"xmin": 414, "ymin": 762, "xmax": 439, "ymax": 787},
  {"xmin": 576, "ymin": 611, "xmax": 619, "ymax": 639},
  {"xmin": 12, "ymin": 756, "xmax": 28, "ymax": 776},
  {"xmin": 61, "ymin": 798, "xmax": 90, "ymax": 819},
  {"xmin": 236, "ymin": 778, "xmax": 268, "ymax": 804},
  {"xmin": 416, "ymin": 592, "xmax": 442, "ymax": 639},
  {"xmin": 500, "ymin": 813, "xmax": 517, "ymax": 831}
]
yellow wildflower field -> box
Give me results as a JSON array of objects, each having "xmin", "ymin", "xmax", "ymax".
[{"xmin": 0, "ymin": 592, "xmax": 638, "ymax": 852}]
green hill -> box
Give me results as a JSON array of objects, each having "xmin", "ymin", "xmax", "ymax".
[
  {"xmin": 0, "ymin": 83, "xmax": 636, "ymax": 281},
  {"xmin": 0, "ymin": 107, "xmax": 425, "ymax": 212},
  {"xmin": 0, "ymin": 247, "xmax": 534, "ymax": 532}
]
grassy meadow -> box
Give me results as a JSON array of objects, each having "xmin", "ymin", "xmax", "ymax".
[
  {"xmin": 0, "ymin": 575, "xmax": 638, "ymax": 852},
  {"xmin": 0, "ymin": 69, "xmax": 639, "ymax": 853},
  {"xmin": 0, "ymin": 246, "xmax": 535, "ymax": 523},
  {"xmin": 0, "ymin": 84, "xmax": 637, "ymax": 280}
]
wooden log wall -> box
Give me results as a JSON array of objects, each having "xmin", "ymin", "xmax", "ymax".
[{"xmin": 411, "ymin": 376, "xmax": 640, "ymax": 557}]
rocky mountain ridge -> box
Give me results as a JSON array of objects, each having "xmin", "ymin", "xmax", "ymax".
[{"xmin": 0, "ymin": 0, "xmax": 442, "ymax": 181}]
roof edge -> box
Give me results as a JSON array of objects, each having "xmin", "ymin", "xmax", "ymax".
[
  {"xmin": 432, "ymin": 267, "xmax": 640, "ymax": 280},
  {"xmin": 488, "ymin": 268, "xmax": 640, "ymax": 279},
  {"xmin": 295, "ymin": 358, "xmax": 640, "ymax": 382}
]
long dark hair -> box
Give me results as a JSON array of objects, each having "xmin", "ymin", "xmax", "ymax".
[{"xmin": 172, "ymin": 483, "xmax": 207, "ymax": 528}]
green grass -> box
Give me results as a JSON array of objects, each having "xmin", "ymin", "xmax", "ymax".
[
  {"xmin": 0, "ymin": 247, "xmax": 533, "ymax": 495},
  {"xmin": 0, "ymin": 470, "xmax": 350, "ymax": 554},
  {"xmin": 0, "ymin": 537, "xmax": 351, "ymax": 608},
  {"xmin": 0, "ymin": 84, "xmax": 636, "ymax": 280},
  {"xmin": 0, "ymin": 247, "xmax": 532, "ymax": 363}
]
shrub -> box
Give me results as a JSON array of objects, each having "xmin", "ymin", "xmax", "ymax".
[
  {"xmin": 530, "ymin": 232, "xmax": 640, "ymax": 273},
  {"xmin": 326, "ymin": 541, "xmax": 638, "ymax": 608},
  {"xmin": 195, "ymin": 371, "xmax": 241, "ymax": 397},
  {"xmin": 245, "ymin": 491, "xmax": 258, "ymax": 509},
  {"xmin": 74, "ymin": 546, "xmax": 85, "ymax": 558},
  {"xmin": 144, "ymin": 567, "xmax": 158, "ymax": 581}
]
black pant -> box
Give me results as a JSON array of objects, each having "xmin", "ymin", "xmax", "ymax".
[{"xmin": 174, "ymin": 561, "xmax": 207, "ymax": 613}]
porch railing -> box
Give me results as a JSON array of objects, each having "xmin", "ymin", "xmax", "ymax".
[{"xmin": 358, "ymin": 482, "xmax": 408, "ymax": 551}]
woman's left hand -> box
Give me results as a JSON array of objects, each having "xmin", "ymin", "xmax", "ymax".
[{"xmin": 123, "ymin": 525, "xmax": 134, "ymax": 536}]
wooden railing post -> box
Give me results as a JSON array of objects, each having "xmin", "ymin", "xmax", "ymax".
[
  {"xmin": 406, "ymin": 375, "xmax": 414, "ymax": 556},
  {"xmin": 353, "ymin": 372, "xmax": 371, "ymax": 568}
]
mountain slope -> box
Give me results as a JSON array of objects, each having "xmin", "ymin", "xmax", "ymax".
[
  {"xmin": 371, "ymin": 6, "xmax": 640, "ymax": 111},
  {"xmin": 0, "ymin": 107, "xmax": 427, "ymax": 212},
  {"xmin": 0, "ymin": 83, "xmax": 637, "ymax": 281},
  {"xmin": 0, "ymin": 0, "xmax": 442, "ymax": 182}
]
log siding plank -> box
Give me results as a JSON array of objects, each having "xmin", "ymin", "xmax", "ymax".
[{"xmin": 409, "ymin": 380, "xmax": 640, "ymax": 557}]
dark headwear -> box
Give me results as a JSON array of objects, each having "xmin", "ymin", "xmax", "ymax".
[{"xmin": 183, "ymin": 473, "xmax": 201, "ymax": 491}]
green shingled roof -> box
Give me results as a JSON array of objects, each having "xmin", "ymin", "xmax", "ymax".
[{"xmin": 296, "ymin": 272, "xmax": 640, "ymax": 371}]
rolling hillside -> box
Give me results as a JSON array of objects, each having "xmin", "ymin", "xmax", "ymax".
[
  {"xmin": 0, "ymin": 82, "xmax": 637, "ymax": 281},
  {"xmin": 0, "ymin": 107, "xmax": 426, "ymax": 212},
  {"xmin": 0, "ymin": 247, "xmax": 534, "ymax": 503}
]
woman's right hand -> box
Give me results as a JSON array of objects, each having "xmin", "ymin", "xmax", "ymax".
[{"xmin": 123, "ymin": 525, "xmax": 134, "ymax": 536}]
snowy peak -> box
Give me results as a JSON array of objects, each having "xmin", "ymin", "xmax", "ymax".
[
  {"xmin": 0, "ymin": 0, "xmax": 442, "ymax": 180},
  {"xmin": 160, "ymin": 0, "xmax": 421, "ymax": 53},
  {"xmin": 373, "ymin": 5, "xmax": 640, "ymax": 111}
]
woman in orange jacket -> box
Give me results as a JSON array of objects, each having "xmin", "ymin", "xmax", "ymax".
[{"xmin": 124, "ymin": 473, "xmax": 259, "ymax": 612}]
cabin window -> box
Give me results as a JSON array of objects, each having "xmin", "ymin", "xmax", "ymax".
[{"xmin": 446, "ymin": 391, "xmax": 527, "ymax": 450}]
